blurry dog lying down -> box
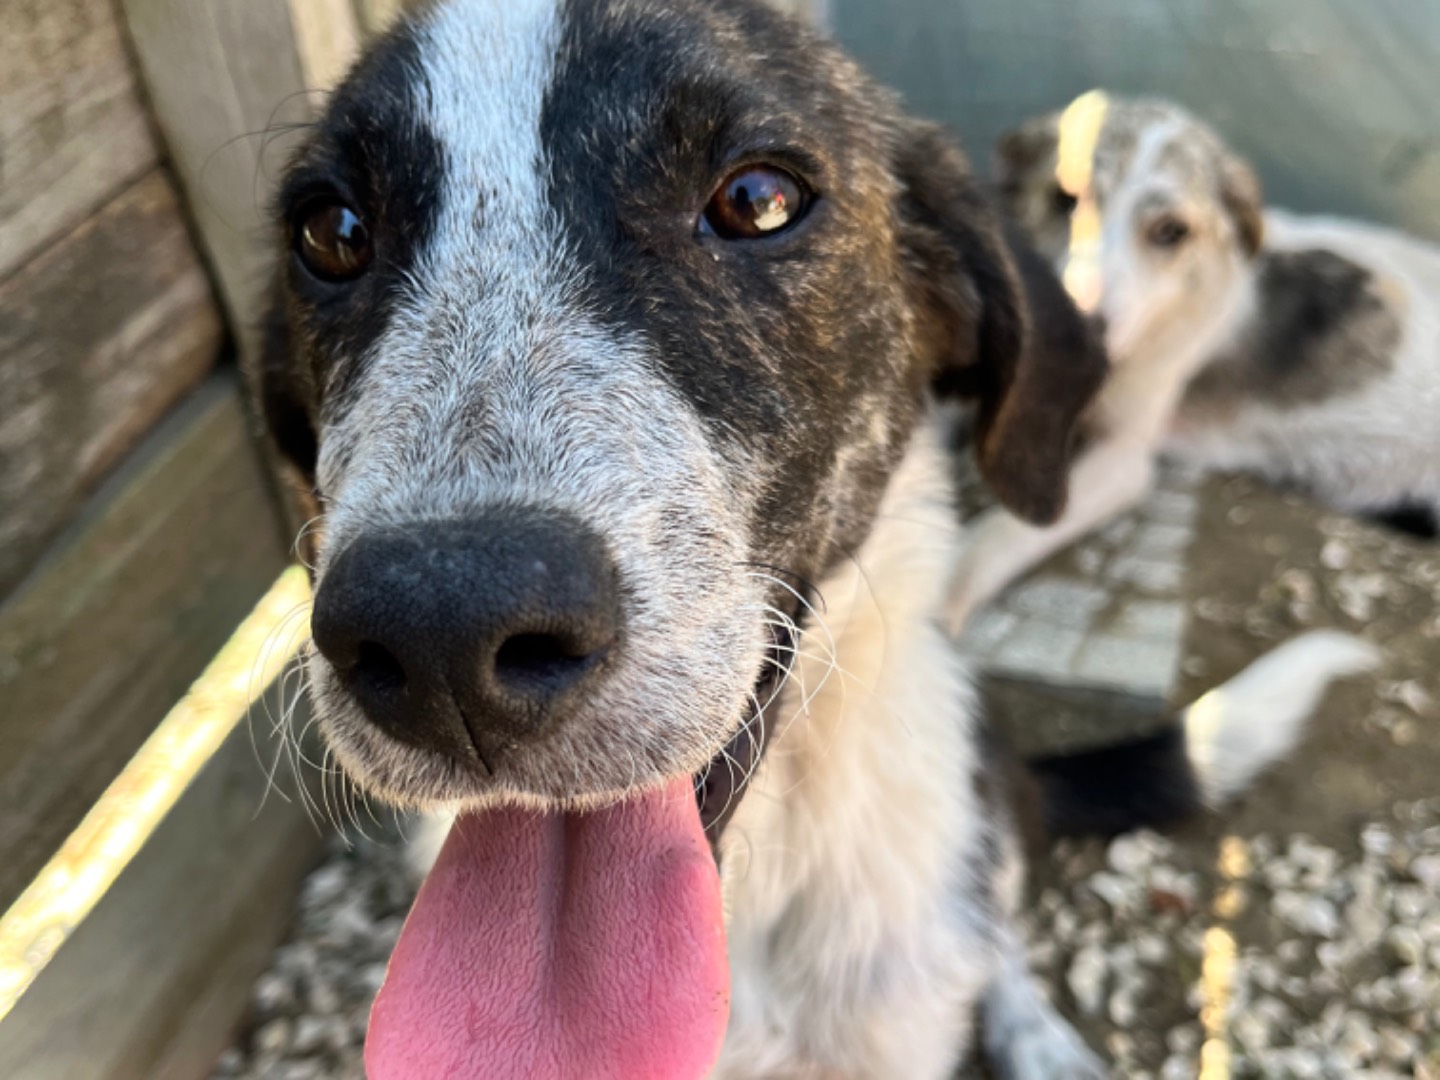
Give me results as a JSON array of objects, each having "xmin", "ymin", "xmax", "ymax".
[
  {"xmin": 253, "ymin": 10, "xmax": 1382, "ymax": 1074},
  {"xmin": 947, "ymin": 91, "xmax": 1440, "ymax": 630}
]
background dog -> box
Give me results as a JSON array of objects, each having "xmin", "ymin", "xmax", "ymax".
[
  {"xmin": 253, "ymin": 6, "xmax": 1374, "ymax": 1077},
  {"xmin": 950, "ymin": 91, "xmax": 1440, "ymax": 628}
]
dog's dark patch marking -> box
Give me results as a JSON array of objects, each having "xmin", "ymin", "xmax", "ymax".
[
  {"xmin": 1367, "ymin": 501, "xmax": 1439, "ymax": 541},
  {"xmin": 257, "ymin": 20, "xmax": 446, "ymax": 477},
  {"xmin": 1184, "ymin": 248, "xmax": 1402, "ymax": 418},
  {"xmin": 540, "ymin": 0, "xmax": 920, "ymax": 577},
  {"xmin": 538, "ymin": 0, "xmax": 1090, "ymax": 575},
  {"xmin": 1028, "ymin": 723, "xmax": 1204, "ymax": 838}
]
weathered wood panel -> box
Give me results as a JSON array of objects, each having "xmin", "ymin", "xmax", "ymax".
[
  {"xmin": 0, "ymin": 170, "xmax": 222, "ymax": 598},
  {"xmin": 353, "ymin": 0, "xmax": 405, "ymax": 36},
  {"xmin": 121, "ymin": 0, "xmax": 367, "ymax": 550},
  {"xmin": 0, "ymin": 709, "xmax": 325, "ymax": 1080},
  {"xmin": 288, "ymin": 0, "xmax": 365, "ymax": 91},
  {"xmin": 119, "ymin": 0, "xmax": 353, "ymax": 361},
  {"xmin": 0, "ymin": 376, "xmax": 289, "ymax": 910},
  {"xmin": 0, "ymin": 0, "xmax": 161, "ymax": 282}
]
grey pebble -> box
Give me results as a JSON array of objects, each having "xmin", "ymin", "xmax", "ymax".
[{"xmin": 1067, "ymin": 944, "xmax": 1109, "ymax": 1017}]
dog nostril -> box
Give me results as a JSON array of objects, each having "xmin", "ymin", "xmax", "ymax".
[
  {"xmin": 494, "ymin": 632, "xmax": 604, "ymax": 693},
  {"xmin": 352, "ymin": 640, "xmax": 407, "ymax": 696}
]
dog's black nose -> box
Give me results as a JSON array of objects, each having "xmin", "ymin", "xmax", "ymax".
[{"xmin": 311, "ymin": 511, "xmax": 621, "ymax": 768}]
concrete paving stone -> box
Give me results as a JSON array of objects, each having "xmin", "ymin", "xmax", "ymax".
[
  {"xmin": 1155, "ymin": 461, "xmax": 1206, "ymax": 489},
  {"xmin": 962, "ymin": 609, "xmax": 1019, "ymax": 655},
  {"xmin": 1106, "ymin": 553, "xmax": 1185, "ymax": 594},
  {"xmin": 1131, "ymin": 522, "xmax": 1195, "ymax": 563},
  {"xmin": 1143, "ymin": 489, "xmax": 1200, "ymax": 527},
  {"xmin": 1109, "ymin": 599, "xmax": 1187, "ymax": 644},
  {"xmin": 1071, "ymin": 634, "xmax": 1177, "ymax": 695},
  {"xmin": 1002, "ymin": 578, "xmax": 1110, "ymax": 629},
  {"xmin": 989, "ymin": 619, "xmax": 1087, "ymax": 682},
  {"xmin": 1096, "ymin": 516, "xmax": 1138, "ymax": 547}
]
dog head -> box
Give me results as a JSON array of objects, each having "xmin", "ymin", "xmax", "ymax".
[
  {"xmin": 257, "ymin": 0, "xmax": 1097, "ymax": 819},
  {"xmin": 254, "ymin": 1, "xmax": 1105, "ymax": 1071},
  {"xmin": 994, "ymin": 92, "xmax": 1264, "ymax": 362}
]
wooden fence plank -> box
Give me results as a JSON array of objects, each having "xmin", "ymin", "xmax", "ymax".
[
  {"xmin": 353, "ymin": 0, "xmax": 406, "ymax": 36},
  {"xmin": 0, "ymin": 170, "xmax": 223, "ymax": 599},
  {"xmin": 0, "ymin": 375, "xmax": 289, "ymax": 910},
  {"xmin": 119, "ymin": 0, "xmax": 362, "ymax": 361},
  {"xmin": 288, "ymin": 0, "xmax": 365, "ymax": 91},
  {"xmin": 0, "ymin": 709, "xmax": 325, "ymax": 1080},
  {"xmin": 0, "ymin": 0, "xmax": 161, "ymax": 283}
]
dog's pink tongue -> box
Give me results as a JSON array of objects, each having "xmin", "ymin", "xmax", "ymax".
[{"xmin": 366, "ymin": 777, "xmax": 728, "ymax": 1080}]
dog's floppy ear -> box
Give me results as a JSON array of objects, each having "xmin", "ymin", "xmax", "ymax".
[
  {"xmin": 895, "ymin": 122, "xmax": 1106, "ymax": 526},
  {"xmin": 249, "ymin": 296, "xmax": 325, "ymax": 567},
  {"xmin": 992, "ymin": 114, "xmax": 1058, "ymax": 198},
  {"xmin": 1218, "ymin": 150, "xmax": 1265, "ymax": 259},
  {"xmin": 253, "ymin": 297, "xmax": 319, "ymax": 483}
]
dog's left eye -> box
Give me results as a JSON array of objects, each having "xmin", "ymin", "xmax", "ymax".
[
  {"xmin": 1145, "ymin": 214, "xmax": 1192, "ymax": 250},
  {"xmin": 701, "ymin": 165, "xmax": 811, "ymax": 240},
  {"xmin": 294, "ymin": 200, "xmax": 374, "ymax": 282}
]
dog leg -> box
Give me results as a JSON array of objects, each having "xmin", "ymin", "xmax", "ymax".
[
  {"xmin": 981, "ymin": 926, "xmax": 1106, "ymax": 1080},
  {"xmin": 946, "ymin": 439, "xmax": 1155, "ymax": 633}
]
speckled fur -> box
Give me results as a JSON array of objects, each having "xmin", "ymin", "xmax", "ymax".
[
  {"xmin": 951, "ymin": 94, "xmax": 1440, "ymax": 627},
  {"xmin": 994, "ymin": 94, "xmax": 1440, "ymax": 530},
  {"xmin": 715, "ymin": 426, "xmax": 1101, "ymax": 1078},
  {"xmin": 250, "ymin": 0, "xmax": 1104, "ymax": 1075}
]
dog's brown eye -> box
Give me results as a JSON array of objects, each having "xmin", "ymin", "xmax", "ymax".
[
  {"xmin": 702, "ymin": 165, "xmax": 810, "ymax": 240},
  {"xmin": 1052, "ymin": 185, "xmax": 1079, "ymax": 216},
  {"xmin": 295, "ymin": 201, "xmax": 373, "ymax": 281},
  {"xmin": 1146, "ymin": 214, "xmax": 1191, "ymax": 250}
]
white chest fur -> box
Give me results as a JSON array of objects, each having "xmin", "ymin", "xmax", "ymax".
[{"xmin": 714, "ymin": 423, "xmax": 995, "ymax": 1079}]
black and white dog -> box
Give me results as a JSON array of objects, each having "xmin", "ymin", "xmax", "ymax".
[
  {"xmin": 253, "ymin": 2, "xmax": 1377, "ymax": 1077},
  {"xmin": 947, "ymin": 91, "xmax": 1440, "ymax": 628}
]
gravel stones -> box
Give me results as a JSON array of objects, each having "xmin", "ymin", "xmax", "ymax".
[
  {"xmin": 1009, "ymin": 803, "xmax": 1440, "ymax": 1078},
  {"xmin": 213, "ymin": 830, "xmax": 418, "ymax": 1080},
  {"xmin": 220, "ymin": 806, "xmax": 1440, "ymax": 1080}
]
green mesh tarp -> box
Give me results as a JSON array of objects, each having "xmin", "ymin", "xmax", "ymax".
[{"xmin": 833, "ymin": 0, "xmax": 1440, "ymax": 240}]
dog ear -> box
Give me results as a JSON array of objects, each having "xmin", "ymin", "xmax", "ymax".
[
  {"xmin": 895, "ymin": 122, "xmax": 1105, "ymax": 526},
  {"xmin": 1218, "ymin": 150, "xmax": 1264, "ymax": 258},
  {"xmin": 992, "ymin": 114, "xmax": 1058, "ymax": 197},
  {"xmin": 253, "ymin": 296, "xmax": 319, "ymax": 483}
]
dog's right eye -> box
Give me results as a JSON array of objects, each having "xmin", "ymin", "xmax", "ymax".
[
  {"xmin": 294, "ymin": 200, "xmax": 374, "ymax": 282},
  {"xmin": 1051, "ymin": 184, "xmax": 1078, "ymax": 216},
  {"xmin": 1145, "ymin": 214, "xmax": 1192, "ymax": 250},
  {"xmin": 701, "ymin": 165, "xmax": 811, "ymax": 240}
]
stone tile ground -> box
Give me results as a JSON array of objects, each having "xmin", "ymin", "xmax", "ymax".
[
  {"xmin": 963, "ymin": 462, "xmax": 1200, "ymax": 704},
  {"xmin": 216, "ymin": 472, "xmax": 1440, "ymax": 1079}
]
